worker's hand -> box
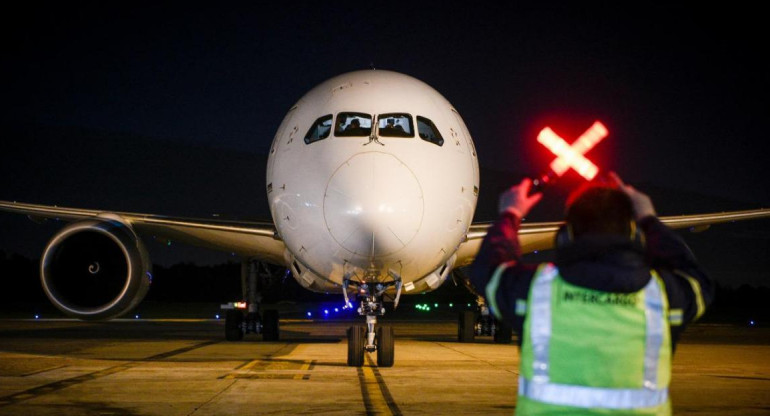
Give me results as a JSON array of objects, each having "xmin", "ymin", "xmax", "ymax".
[
  {"xmin": 498, "ymin": 178, "xmax": 542, "ymax": 218},
  {"xmin": 609, "ymin": 172, "xmax": 656, "ymax": 221}
]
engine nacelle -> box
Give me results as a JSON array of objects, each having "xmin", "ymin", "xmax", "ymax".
[{"xmin": 40, "ymin": 218, "xmax": 152, "ymax": 320}]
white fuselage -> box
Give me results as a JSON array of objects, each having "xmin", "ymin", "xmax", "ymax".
[{"xmin": 267, "ymin": 70, "xmax": 478, "ymax": 294}]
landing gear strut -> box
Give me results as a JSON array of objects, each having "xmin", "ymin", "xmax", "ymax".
[
  {"xmin": 344, "ymin": 271, "xmax": 401, "ymax": 367},
  {"xmin": 221, "ymin": 259, "xmax": 279, "ymax": 341},
  {"xmin": 458, "ymin": 297, "xmax": 512, "ymax": 344}
]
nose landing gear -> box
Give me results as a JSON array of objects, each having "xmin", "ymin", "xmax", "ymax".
[{"xmin": 344, "ymin": 274, "xmax": 401, "ymax": 367}]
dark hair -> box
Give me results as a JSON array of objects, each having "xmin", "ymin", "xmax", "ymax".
[{"xmin": 565, "ymin": 184, "xmax": 634, "ymax": 238}]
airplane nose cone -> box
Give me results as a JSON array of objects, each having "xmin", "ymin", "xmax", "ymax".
[{"xmin": 324, "ymin": 152, "xmax": 424, "ymax": 257}]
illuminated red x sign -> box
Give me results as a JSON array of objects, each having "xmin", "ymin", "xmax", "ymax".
[{"xmin": 537, "ymin": 121, "xmax": 608, "ymax": 181}]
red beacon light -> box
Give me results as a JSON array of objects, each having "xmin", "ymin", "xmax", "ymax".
[{"xmin": 531, "ymin": 121, "xmax": 608, "ymax": 193}]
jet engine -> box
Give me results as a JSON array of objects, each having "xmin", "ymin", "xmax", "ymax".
[{"xmin": 40, "ymin": 217, "xmax": 152, "ymax": 320}]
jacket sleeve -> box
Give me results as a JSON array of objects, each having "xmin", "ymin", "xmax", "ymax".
[
  {"xmin": 640, "ymin": 215, "xmax": 714, "ymax": 326},
  {"xmin": 469, "ymin": 211, "xmax": 537, "ymax": 325}
]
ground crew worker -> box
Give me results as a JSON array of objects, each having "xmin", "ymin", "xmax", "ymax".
[{"xmin": 470, "ymin": 172, "xmax": 713, "ymax": 415}]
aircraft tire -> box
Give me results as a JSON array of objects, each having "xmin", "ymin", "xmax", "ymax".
[
  {"xmin": 458, "ymin": 310, "xmax": 475, "ymax": 343},
  {"xmin": 347, "ymin": 325, "xmax": 365, "ymax": 367},
  {"xmin": 225, "ymin": 310, "xmax": 244, "ymax": 341},
  {"xmin": 262, "ymin": 309, "xmax": 280, "ymax": 341},
  {"xmin": 493, "ymin": 319, "xmax": 513, "ymax": 344},
  {"xmin": 376, "ymin": 325, "xmax": 395, "ymax": 367}
]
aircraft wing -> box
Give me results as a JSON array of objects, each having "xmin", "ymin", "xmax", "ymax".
[
  {"xmin": 0, "ymin": 200, "xmax": 286, "ymax": 265},
  {"xmin": 454, "ymin": 208, "xmax": 770, "ymax": 268}
]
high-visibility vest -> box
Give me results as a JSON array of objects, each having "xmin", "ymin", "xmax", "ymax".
[{"xmin": 515, "ymin": 263, "xmax": 672, "ymax": 415}]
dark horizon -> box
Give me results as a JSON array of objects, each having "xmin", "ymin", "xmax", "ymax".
[{"xmin": 1, "ymin": 122, "xmax": 769, "ymax": 289}]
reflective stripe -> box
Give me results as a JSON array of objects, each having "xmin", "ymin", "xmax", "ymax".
[
  {"xmin": 522, "ymin": 265, "xmax": 669, "ymax": 409},
  {"xmin": 643, "ymin": 274, "xmax": 665, "ymax": 389},
  {"xmin": 519, "ymin": 377, "xmax": 669, "ymax": 409},
  {"xmin": 485, "ymin": 261, "xmax": 514, "ymax": 320},
  {"xmin": 515, "ymin": 299, "xmax": 527, "ymax": 316},
  {"xmin": 676, "ymin": 270, "xmax": 705, "ymax": 320},
  {"xmin": 530, "ymin": 264, "xmax": 557, "ymax": 382},
  {"xmin": 669, "ymin": 308, "xmax": 683, "ymax": 326}
]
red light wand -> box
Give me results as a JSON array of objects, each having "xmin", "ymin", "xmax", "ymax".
[{"xmin": 530, "ymin": 121, "xmax": 608, "ymax": 195}]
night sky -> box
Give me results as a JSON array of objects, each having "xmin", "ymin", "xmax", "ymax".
[{"xmin": 1, "ymin": 3, "xmax": 768, "ymax": 286}]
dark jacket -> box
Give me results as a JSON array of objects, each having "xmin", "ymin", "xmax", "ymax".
[{"xmin": 469, "ymin": 211, "xmax": 713, "ymax": 349}]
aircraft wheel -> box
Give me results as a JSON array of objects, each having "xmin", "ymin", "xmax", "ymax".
[
  {"xmin": 225, "ymin": 310, "xmax": 244, "ymax": 341},
  {"xmin": 376, "ymin": 325, "xmax": 395, "ymax": 367},
  {"xmin": 262, "ymin": 309, "xmax": 280, "ymax": 341},
  {"xmin": 347, "ymin": 325, "xmax": 365, "ymax": 367},
  {"xmin": 458, "ymin": 310, "xmax": 475, "ymax": 342},
  {"xmin": 493, "ymin": 319, "xmax": 513, "ymax": 344}
]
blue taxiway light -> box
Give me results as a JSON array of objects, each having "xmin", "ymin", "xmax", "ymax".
[
  {"xmin": 307, "ymin": 312, "xmax": 312, "ymax": 317},
  {"xmin": 215, "ymin": 314, "xmax": 220, "ymax": 320},
  {"xmin": 34, "ymin": 315, "xmax": 39, "ymax": 319}
]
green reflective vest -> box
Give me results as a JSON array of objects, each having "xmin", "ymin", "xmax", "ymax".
[{"xmin": 517, "ymin": 263, "xmax": 672, "ymax": 415}]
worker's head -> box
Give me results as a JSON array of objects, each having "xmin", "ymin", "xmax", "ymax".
[{"xmin": 564, "ymin": 183, "xmax": 635, "ymax": 239}]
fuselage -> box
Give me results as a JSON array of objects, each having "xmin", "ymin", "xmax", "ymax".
[{"xmin": 267, "ymin": 70, "xmax": 479, "ymax": 294}]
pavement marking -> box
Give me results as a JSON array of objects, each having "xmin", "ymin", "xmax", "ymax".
[
  {"xmin": 0, "ymin": 363, "xmax": 135, "ymax": 408},
  {"xmin": 220, "ymin": 343, "xmax": 314, "ymax": 380},
  {"xmin": 357, "ymin": 354, "xmax": 402, "ymax": 416},
  {"xmin": 234, "ymin": 358, "xmax": 263, "ymax": 371},
  {"xmin": 0, "ymin": 339, "xmax": 220, "ymax": 407},
  {"xmin": 20, "ymin": 364, "xmax": 68, "ymax": 377},
  {"xmin": 222, "ymin": 358, "xmax": 315, "ymax": 380},
  {"xmin": 304, "ymin": 359, "xmax": 317, "ymax": 380},
  {"xmin": 143, "ymin": 339, "xmax": 220, "ymax": 360},
  {"xmin": 294, "ymin": 359, "xmax": 313, "ymax": 380}
]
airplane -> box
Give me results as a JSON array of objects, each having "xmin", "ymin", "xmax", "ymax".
[{"xmin": 2, "ymin": 70, "xmax": 769, "ymax": 367}]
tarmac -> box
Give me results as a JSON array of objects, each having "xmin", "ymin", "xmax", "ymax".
[{"xmin": 0, "ymin": 317, "xmax": 768, "ymax": 415}]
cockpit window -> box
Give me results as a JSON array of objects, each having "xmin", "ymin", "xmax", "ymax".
[
  {"xmin": 335, "ymin": 112, "xmax": 372, "ymax": 137},
  {"xmin": 378, "ymin": 113, "xmax": 414, "ymax": 138},
  {"xmin": 417, "ymin": 116, "xmax": 444, "ymax": 146},
  {"xmin": 304, "ymin": 114, "xmax": 332, "ymax": 144}
]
